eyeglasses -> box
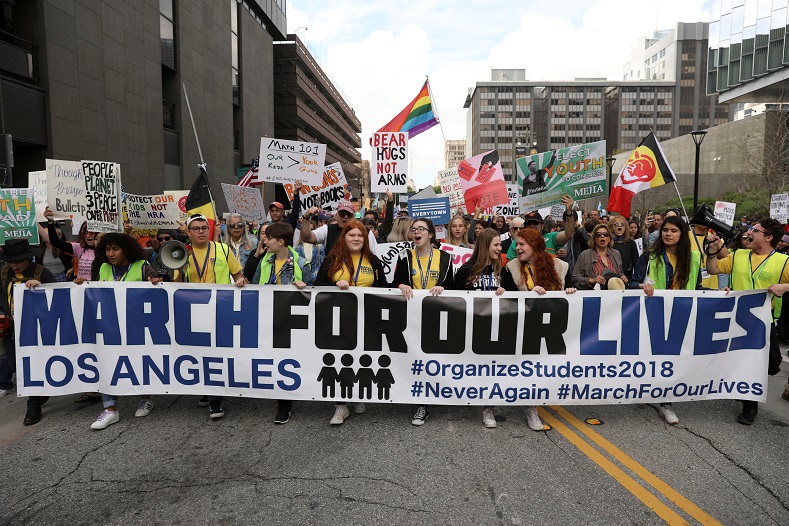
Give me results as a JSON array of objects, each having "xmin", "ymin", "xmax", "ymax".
[
  {"xmin": 613, "ymin": 223, "xmax": 626, "ymax": 227},
  {"xmin": 524, "ymin": 221, "xmax": 541, "ymax": 227},
  {"xmin": 750, "ymin": 228, "xmax": 766, "ymax": 235},
  {"xmin": 189, "ymin": 226, "xmax": 210, "ymax": 232},
  {"xmin": 595, "ymin": 232, "xmax": 611, "ymax": 238},
  {"xmin": 510, "ymin": 226, "xmax": 521, "ymax": 231},
  {"xmin": 157, "ymin": 236, "xmax": 172, "ymax": 242},
  {"xmin": 409, "ymin": 226, "xmax": 429, "ymax": 233},
  {"xmin": 229, "ymin": 223, "xmax": 244, "ymax": 228},
  {"xmin": 338, "ymin": 210, "xmax": 353, "ymax": 218}
]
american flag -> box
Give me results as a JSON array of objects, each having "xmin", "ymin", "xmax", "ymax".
[{"xmin": 238, "ymin": 156, "xmax": 261, "ymax": 187}]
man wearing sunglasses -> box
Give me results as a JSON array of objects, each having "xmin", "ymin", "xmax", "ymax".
[
  {"xmin": 147, "ymin": 228, "xmax": 180, "ymax": 281},
  {"xmin": 501, "ymin": 217, "xmax": 524, "ymax": 255},
  {"xmin": 706, "ymin": 217, "xmax": 789, "ymax": 425},
  {"xmin": 301, "ymin": 190, "xmax": 391, "ymax": 253},
  {"xmin": 505, "ymin": 194, "xmax": 575, "ymax": 261}
]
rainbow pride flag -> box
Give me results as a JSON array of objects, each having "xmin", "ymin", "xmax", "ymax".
[{"xmin": 377, "ymin": 80, "xmax": 439, "ymax": 138}]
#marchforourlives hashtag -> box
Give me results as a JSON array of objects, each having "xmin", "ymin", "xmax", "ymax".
[{"xmin": 557, "ymin": 384, "xmax": 570, "ymax": 399}]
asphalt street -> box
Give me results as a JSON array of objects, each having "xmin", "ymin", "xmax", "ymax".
[{"xmin": 1, "ymin": 356, "xmax": 789, "ymax": 525}]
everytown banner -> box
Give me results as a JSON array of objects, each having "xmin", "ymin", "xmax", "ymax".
[
  {"xmin": 15, "ymin": 284, "xmax": 769, "ymax": 405},
  {"xmin": 516, "ymin": 140, "xmax": 607, "ymax": 212}
]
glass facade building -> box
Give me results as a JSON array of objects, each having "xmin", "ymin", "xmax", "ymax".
[{"xmin": 708, "ymin": 0, "xmax": 789, "ymax": 101}]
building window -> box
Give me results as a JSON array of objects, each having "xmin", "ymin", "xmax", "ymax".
[{"xmin": 160, "ymin": 0, "xmax": 176, "ymax": 70}]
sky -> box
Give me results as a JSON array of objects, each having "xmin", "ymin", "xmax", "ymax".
[{"xmin": 286, "ymin": 0, "xmax": 711, "ymax": 191}]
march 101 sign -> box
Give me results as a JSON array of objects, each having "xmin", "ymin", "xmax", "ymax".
[
  {"xmin": 371, "ymin": 132, "xmax": 408, "ymax": 193},
  {"xmin": 16, "ymin": 284, "xmax": 770, "ymax": 406}
]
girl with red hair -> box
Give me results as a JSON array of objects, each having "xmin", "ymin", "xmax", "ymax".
[
  {"xmin": 316, "ymin": 220, "xmax": 388, "ymax": 425},
  {"xmin": 501, "ymin": 228, "xmax": 577, "ymax": 431}
]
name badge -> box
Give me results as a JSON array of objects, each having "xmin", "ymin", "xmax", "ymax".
[{"xmin": 701, "ymin": 268, "xmax": 711, "ymax": 280}]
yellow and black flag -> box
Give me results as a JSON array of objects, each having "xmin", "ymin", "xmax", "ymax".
[
  {"xmin": 607, "ymin": 132, "xmax": 677, "ymax": 218},
  {"xmin": 185, "ymin": 166, "xmax": 217, "ymax": 239}
]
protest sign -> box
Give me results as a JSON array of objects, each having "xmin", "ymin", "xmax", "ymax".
[
  {"xmin": 46, "ymin": 159, "xmax": 86, "ymax": 222},
  {"xmin": 439, "ymin": 242, "xmax": 473, "ymax": 270},
  {"xmin": 259, "ymin": 138, "xmax": 327, "ymax": 185},
  {"xmin": 0, "ymin": 188, "xmax": 38, "ymax": 244},
  {"xmin": 374, "ymin": 241, "xmax": 413, "ymax": 283},
  {"xmin": 16, "ymin": 284, "xmax": 770, "ymax": 407},
  {"xmin": 125, "ymin": 193, "xmax": 191, "ymax": 230},
  {"xmin": 163, "ymin": 190, "xmax": 190, "ymax": 225},
  {"xmin": 457, "ymin": 150, "xmax": 509, "ymax": 212},
  {"xmin": 493, "ymin": 184, "xmax": 520, "ymax": 217},
  {"xmin": 435, "ymin": 225, "xmax": 446, "ymax": 240},
  {"xmin": 282, "ymin": 162, "xmax": 350, "ymax": 212},
  {"xmin": 371, "ymin": 132, "xmax": 408, "ymax": 193},
  {"xmin": 81, "ymin": 160, "xmax": 122, "ymax": 232},
  {"xmin": 770, "ymin": 194, "xmax": 789, "ymax": 224},
  {"xmin": 221, "ymin": 183, "xmax": 265, "ymax": 223},
  {"xmin": 516, "ymin": 140, "xmax": 607, "ymax": 212},
  {"xmin": 714, "ymin": 201, "xmax": 736, "ymax": 227},
  {"xmin": 436, "ymin": 168, "xmax": 465, "ymax": 215},
  {"xmin": 29, "ymin": 170, "xmax": 48, "ymax": 222},
  {"xmin": 408, "ymin": 197, "xmax": 451, "ymax": 224}
]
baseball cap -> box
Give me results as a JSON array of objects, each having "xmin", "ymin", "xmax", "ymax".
[
  {"xmin": 523, "ymin": 211, "xmax": 543, "ymax": 223},
  {"xmin": 269, "ymin": 201, "xmax": 284, "ymax": 210},
  {"xmin": 337, "ymin": 201, "xmax": 355, "ymax": 214},
  {"xmin": 315, "ymin": 213, "xmax": 330, "ymax": 221},
  {"xmin": 186, "ymin": 214, "xmax": 208, "ymax": 227}
]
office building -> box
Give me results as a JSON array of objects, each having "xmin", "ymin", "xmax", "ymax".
[{"xmin": 444, "ymin": 139, "xmax": 466, "ymax": 169}]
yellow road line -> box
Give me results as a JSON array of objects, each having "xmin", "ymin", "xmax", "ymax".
[
  {"xmin": 538, "ymin": 409, "xmax": 690, "ymax": 525},
  {"xmin": 545, "ymin": 406, "xmax": 722, "ymax": 526}
]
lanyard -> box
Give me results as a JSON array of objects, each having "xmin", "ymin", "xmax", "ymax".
[
  {"xmin": 483, "ymin": 266, "xmax": 495, "ymax": 291},
  {"xmin": 191, "ymin": 243, "xmax": 211, "ymax": 283},
  {"xmin": 692, "ymin": 233, "xmax": 706, "ymax": 266},
  {"xmin": 662, "ymin": 252, "xmax": 675, "ymax": 289},
  {"xmin": 351, "ymin": 256, "xmax": 364, "ymax": 286},
  {"xmin": 112, "ymin": 264, "xmax": 130, "ymax": 281},
  {"xmin": 415, "ymin": 249, "xmax": 434, "ymax": 289},
  {"xmin": 749, "ymin": 250, "xmax": 776, "ymax": 288},
  {"xmin": 526, "ymin": 263, "xmax": 537, "ymax": 290}
]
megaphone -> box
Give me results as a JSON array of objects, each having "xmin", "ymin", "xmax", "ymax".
[
  {"xmin": 160, "ymin": 240, "xmax": 189, "ymax": 269},
  {"xmin": 689, "ymin": 204, "xmax": 740, "ymax": 245}
]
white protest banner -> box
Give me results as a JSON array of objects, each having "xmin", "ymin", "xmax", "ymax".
[
  {"xmin": 259, "ymin": 137, "xmax": 327, "ymax": 185},
  {"xmin": 163, "ymin": 190, "xmax": 190, "ymax": 225},
  {"xmin": 435, "ymin": 225, "xmax": 446, "ymax": 240},
  {"xmin": 438, "ymin": 243, "xmax": 473, "ymax": 271},
  {"xmin": 282, "ymin": 162, "xmax": 350, "ymax": 212},
  {"xmin": 125, "ymin": 193, "xmax": 190, "ymax": 230},
  {"xmin": 437, "ymin": 168, "xmax": 465, "ymax": 215},
  {"xmin": 493, "ymin": 184, "xmax": 520, "ymax": 217},
  {"xmin": 221, "ymin": 183, "xmax": 265, "ymax": 223},
  {"xmin": 374, "ymin": 240, "xmax": 413, "ymax": 283},
  {"xmin": 714, "ymin": 201, "xmax": 736, "ymax": 227},
  {"xmin": 634, "ymin": 237, "xmax": 643, "ymax": 256},
  {"xmin": 46, "ymin": 159, "xmax": 86, "ymax": 221},
  {"xmin": 29, "ymin": 170, "xmax": 48, "ymax": 222},
  {"xmin": 371, "ymin": 132, "xmax": 408, "ymax": 193},
  {"xmin": 16, "ymin": 284, "xmax": 770, "ymax": 407},
  {"xmin": 770, "ymin": 193, "xmax": 789, "ymax": 224},
  {"xmin": 0, "ymin": 188, "xmax": 38, "ymax": 244},
  {"xmin": 81, "ymin": 160, "xmax": 122, "ymax": 232}
]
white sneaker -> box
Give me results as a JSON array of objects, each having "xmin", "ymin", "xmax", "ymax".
[
  {"xmin": 353, "ymin": 402, "xmax": 366, "ymax": 414},
  {"xmin": 525, "ymin": 407, "xmax": 543, "ymax": 431},
  {"xmin": 135, "ymin": 399, "xmax": 153, "ymax": 417},
  {"xmin": 90, "ymin": 410, "xmax": 120, "ymax": 430},
  {"xmin": 0, "ymin": 388, "xmax": 10, "ymax": 398},
  {"xmin": 330, "ymin": 404, "xmax": 350, "ymax": 425},
  {"xmin": 482, "ymin": 408, "xmax": 497, "ymax": 428},
  {"xmin": 659, "ymin": 404, "xmax": 678, "ymax": 425}
]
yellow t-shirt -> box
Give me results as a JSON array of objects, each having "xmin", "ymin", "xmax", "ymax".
[
  {"xmin": 411, "ymin": 249, "xmax": 442, "ymax": 289},
  {"xmin": 523, "ymin": 264, "xmax": 535, "ymax": 291},
  {"xmin": 180, "ymin": 243, "xmax": 243, "ymax": 283},
  {"xmin": 273, "ymin": 259, "xmax": 286, "ymax": 284},
  {"xmin": 331, "ymin": 254, "xmax": 375, "ymax": 287},
  {"xmin": 717, "ymin": 252, "xmax": 789, "ymax": 283},
  {"xmin": 665, "ymin": 252, "xmax": 678, "ymax": 289},
  {"xmin": 688, "ymin": 231, "xmax": 718, "ymax": 289}
]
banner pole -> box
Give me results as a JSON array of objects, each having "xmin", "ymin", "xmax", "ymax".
[
  {"xmin": 182, "ymin": 83, "xmax": 205, "ymax": 168},
  {"xmin": 672, "ymin": 182, "xmax": 689, "ymax": 219}
]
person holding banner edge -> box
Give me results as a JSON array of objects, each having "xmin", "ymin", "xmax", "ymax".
[
  {"xmin": 392, "ymin": 219, "xmax": 454, "ymax": 426},
  {"xmin": 628, "ymin": 215, "xmax": 703, "ymax": 425},
  {"xmin": 501, "ymin": 228, "xmax": 577, "ymax": 431},
  {"xmin": 316, "ymin": 219, "xmax": 388, "ymax": 425},
  {"xmin": 80, "ymin": 233, "xmax": 163, "ymax": 430},
  {"xmin": 705, "ymin": 217, "xmax": 789, "ymax": 425},
  {"xmin": 453, "ymin": 228, "xmax": 506, "ymax": 428}
]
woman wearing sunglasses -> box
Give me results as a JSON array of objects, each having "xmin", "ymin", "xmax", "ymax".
[
  {"xmin": 610, "ymin": 216, "xmax": 640, "ymax": 280},
  {"xmin": 628, "ymin": 215, "xmax": 702, "ymax": 425},
  {"xmin": 571, "ymin": 224, "xmax": 627, "ymax": 290},
  {"xmin": 222, "ymin": 213, "xmax": 258, "ymax": 268},
  {"xmin": 392, "ymin": 219, "xmax": 454, "ymax": 426}
]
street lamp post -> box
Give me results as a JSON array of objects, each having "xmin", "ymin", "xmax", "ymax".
[
  {"xmin": 691, "ymin": 130, "xmax": 707, "ymax": 212},
  {"xmin": 606, "ymin": 157, "xmax": 615, "ymax": 195}
]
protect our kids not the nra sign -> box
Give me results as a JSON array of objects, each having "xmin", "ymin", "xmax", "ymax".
[{"xmin": 16, "ymin": 283, "xmax": 770, "ymax": 406}]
